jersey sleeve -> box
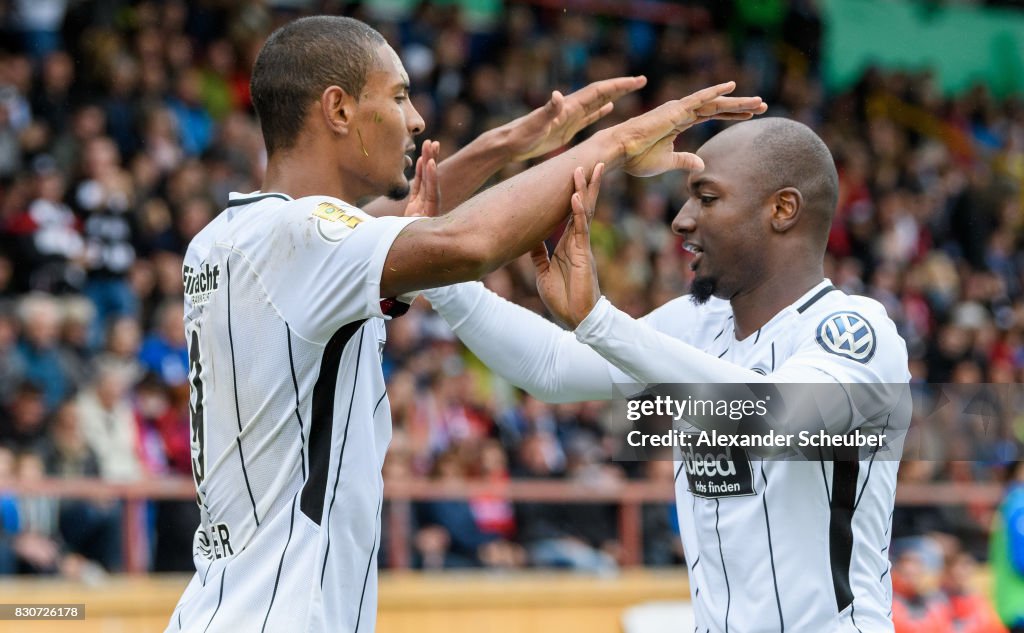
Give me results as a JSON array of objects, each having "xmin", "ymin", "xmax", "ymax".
[
  {"xmin": 424, "ymin": 282, "xmax": 637, "ymax": 402},
  {"xmin": 260, "ymin": 201, "xmax": 424, "ymax": 343}
]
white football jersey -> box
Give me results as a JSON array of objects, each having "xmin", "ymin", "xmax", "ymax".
[
  {"xmin": 632, "ymin": 281, "xmax": 910, "ymax": 633},
  {"xmin": 166, "ymin": 192, "xmax": 421, "ymax": 633}
]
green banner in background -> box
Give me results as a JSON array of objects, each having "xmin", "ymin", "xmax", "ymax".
[{"xmin": 823, "ymin": 0, "xmax": 1024, "ymax": 97}]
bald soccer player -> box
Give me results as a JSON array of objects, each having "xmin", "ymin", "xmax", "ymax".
[{"xmin": 423, "ymin": 118, "xmax": 910, "ymax": 633}]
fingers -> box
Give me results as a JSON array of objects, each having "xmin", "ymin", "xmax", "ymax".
[
  {"xmin": 693, "ymin": 96, "xmax": 767, "ymax": 118},
  {"xmin": 545, "ymin": 90, "xmax": 565, "ymax": 118},
  {"xmin": 409, "ymin": 155, "xmax": 423, "ymax": 199},
  {"xmin": 424, "ymin": 158, "xmax": 439, "ymax": 206},
  {"xmin": 568, "ymin": 76, "xmax": 646, "ymax": 116},
  {"xmin": 693, "ymin": 112, "xmax": 759, "ymax": 124},
  {"xmin": 680, "ymin": 81, "xmax": 737, "ymax": 108},
  {"xmin": 573, "ymin": 166, "xmax": 587, "ymax": 197},
  {"xmin": 421, "ymin": 138, "xmax": 440, "ymax": 163},
  {"xmin": 570, "ymin": 193, "xmax": 589, "ymax": 239},
  {"xmin": 622, "ymin": 83, "xmax": 765, "ymax": 159},
  {"xmin": 586, "ymin": 162, "xmax": 604, "ymax": 219},
  {"xmin": 530, "ymin": 242, "xmax": 550, "ymax": 273},
  {"xmin": 576, "ymin": 101, "xmax": 614, "ymax": 131},
  {"xmin": 589, "ymin": 162, "xmax": 604, "ymax": 190},
  {"xmin": 670, "ymin": 152, "xmax": 705, "ymax": 172}
]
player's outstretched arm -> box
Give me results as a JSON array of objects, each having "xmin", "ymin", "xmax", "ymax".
[
  {"xmin": 379, "ymin": 81, "xmax": 767, "ymax": 298},
  {"xmin": 363, "ymin": 76, "xmax": 647, "ymax": 218},
  {"xmin": 406, "ymin": 148, "xmax": 625, "ymax": 401}
]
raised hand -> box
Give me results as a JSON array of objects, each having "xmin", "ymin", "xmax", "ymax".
[
  {"xmin": 616, "ymin": 81, "xmax": 766, "ymax": 177},
  {"xmin": 532, "ymin": 163, "xmax": 603, "ymax": 328},
  {"xmin": 404, "ymin": 139, "xmax": 441, "ymax": 218},
  {"xmin": 502, "ymin": 76, "xmax": 647, "ymax": 162}
]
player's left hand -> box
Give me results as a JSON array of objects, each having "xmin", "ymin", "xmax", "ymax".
[
  {"xmin": 404, "ymin": 139, "xmax": 441, "ymax": 217},
  {"xmin": 531, "ymin": 163, "xmax": 603, "ymax": 328},
  {"xmin": 503, "ymin": 76, "xmax": 647, "ymax": 162}
]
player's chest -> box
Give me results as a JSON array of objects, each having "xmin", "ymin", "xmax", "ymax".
[{"xmin": 697, "ymin": 318, "xmax": 794, "ymax": 376}]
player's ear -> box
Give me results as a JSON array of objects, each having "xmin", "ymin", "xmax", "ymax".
[
  {"xmin": 769, "ymin": 187, "xmax": 801, "ymax": 233},
  {"xmin": 321, "ymin": 85, "xmax": 356, "ymax": 137}
]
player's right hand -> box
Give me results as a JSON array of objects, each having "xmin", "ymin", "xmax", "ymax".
[
  {"xmin": 404, "ymin": 139, "xmax": 441, "ymax": 218},
  {"xmin": 532, "ymin": 163, "xmax": 603, "ymax": 329},
  {"xmin": 614, "ymin": 81, "xmax": 767, "ymax": 177},
  {"xmin": 504, "ymin": 75, "xmax": 647, "ymax": 162}
]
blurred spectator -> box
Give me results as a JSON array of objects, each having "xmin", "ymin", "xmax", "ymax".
[
  {"xmin": 15, "ymin": 292, "xmax": 78, "ymax": 411},
  {"xmin": 468, "ymin": 440, "xmax": 516, "ymax": 542},
  {"xmin": 514, "ymin": 433, "xmax": 617, "ymax": 573},
  {"xmin": 97, "ymin": 316, "xmax": 143, "ymax": 384},
  {"xmin": 12, "ymin": 0, "xmax": 68, "ymax": 60},
  {"xmin": 38, "ymin": 400, "xmax": 122, "ymax": 571},
  {"xmin": 414, "ymin": 449, "xmax": 524, "ymax": 570},
  {"xmin": 5, "ymin": 160, "xmax": 84, "ymax": 294},
  {"xmin": 138, "ymin": 299, "xmax": 187, "ymax": 386},
  {"xmin": 76, "ymin": 363, "xmax": 143, "ymax": 482},
  {"xmin": 74, "ymin": 137, "xmax": 138, "ymax": 346},
  {"xmin": 0, "ymin": 382, "xmax": 47, "ymax": 452},
  {"xmin": 942, "ymin": 549, "xmax": 1007, "ymax": 633},
  {"xmin": 891, "ymin": 536, "xmax": 955, "ymax": 633},
  {"xmin": 142, "ymin": 379, "xmax": 199, "ymax": 571},
  {"xmin": 10, "ymin": 450, "xmax": 105, "ymax": 581},
  {"xmin": 166, "ymin": 69, "xmax": 213, "ymax": 157},
  {"xmin": 409, "ymin": 369, "xmax": 492, "ymax": 458},
  {"xmin": 0, "ymin": 305, "xmax": 25, "ymax": 405},
  {"xmin": 30, "ymin": 51, "xmax": 75, "ymax": 137}
]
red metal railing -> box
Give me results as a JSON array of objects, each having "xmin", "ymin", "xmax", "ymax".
[{"xmin": 0, "ymin": 477, "xmax": 1005, "ymax": 573}]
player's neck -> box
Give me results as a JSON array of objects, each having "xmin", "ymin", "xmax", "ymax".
[
  {"xmin": 729, "ymin": 267, "xmax": 824, "ymax": 340},
  {"xmin": 262, "ymin": 153, "xmax": 364, "ymax": 204}
]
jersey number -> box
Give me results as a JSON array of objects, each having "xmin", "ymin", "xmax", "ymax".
[{"xmin": 188, "ymin": 329, "xmax": 206, "ymax": 494}]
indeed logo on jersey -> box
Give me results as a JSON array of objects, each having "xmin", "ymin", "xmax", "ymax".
[
  {"xmin": 183, "ymin": 263, "xmax": 220, "ymax": 306},
  {"xmin": 679, "ymin": 440, "xmax": 756, "ymax": 498}
]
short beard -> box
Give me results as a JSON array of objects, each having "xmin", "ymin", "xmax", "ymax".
[
  {"xmin": 689, "ymin": 277, "xmax": 717, "ymax": 306},
  {"xmin": 386, "ymin": 181, "xmax": 411, "ymax": 201}
]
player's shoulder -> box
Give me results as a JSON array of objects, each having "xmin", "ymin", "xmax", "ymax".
[
  {"xmin": 795, "ymin": 285, "xmax": 907, "ymax": 371},
  {"xmin": 236, "ymin": 193, "xmax": 370, "ymax": 232},
  {"xmin": 805, "ymin": 288, "xmax": 897, "ymax": 334},
  {"xmin": 229, "ymin": 193, "xmax": 379, "ymax": 252},
  {"xmin": 293, "ymin": 196, "xmax": 374, "ymax": 244}
]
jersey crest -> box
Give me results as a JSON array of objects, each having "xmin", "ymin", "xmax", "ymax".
[
  {"xmin": 313, "ymin": 202, "xmax": 364, "ymax": 243},
  {"xmin": 815, "ymin": 311, "xmax": 876, "ymax": 363},
  {"xmin": 313, "ymin": 202, "xmax": 363, "ymax": 227}
]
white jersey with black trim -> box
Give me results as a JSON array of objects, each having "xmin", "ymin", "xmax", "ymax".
[
  {"xmin": 166, "ymin": 191, "xmax": 421, "ymax": 633},
  {"xmin": 624, "ymin": 281, "xmax": 909, "ymax": 633},
  {"xmin": 425, "ymin": 279, "xmax": 910, "ymax": 633}
]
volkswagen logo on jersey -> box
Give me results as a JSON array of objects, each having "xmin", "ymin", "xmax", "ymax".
[{"xmin": 815, "ymin": 311, "xmax": 876, "ymax": 363}]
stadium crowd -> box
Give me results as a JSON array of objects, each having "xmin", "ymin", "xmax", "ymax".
[{"xmin": 0, "ymin": 2, "xmax": 1021, "ymax": 615}]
